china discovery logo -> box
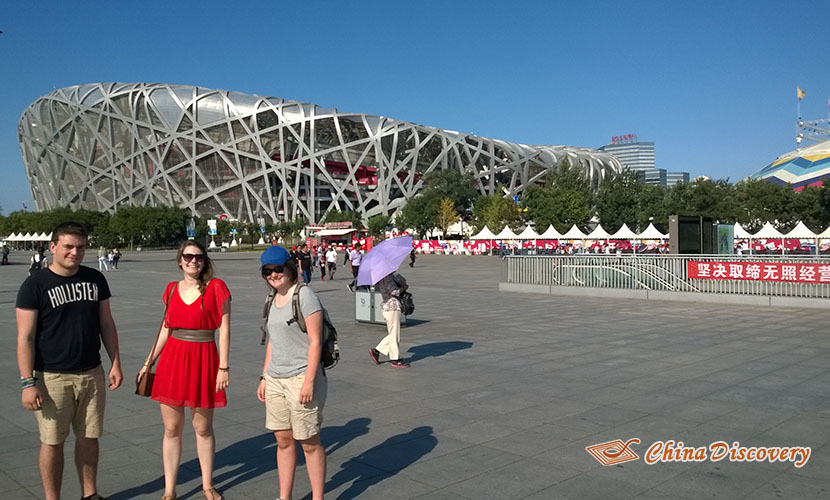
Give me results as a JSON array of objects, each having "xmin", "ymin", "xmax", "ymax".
[
  {"xmin": 585, "ymin": 438, "xmax": 641, "ymax": 466},
  {"xmin": 586, "ymin": 438, "xmax": 810, "ymax": 468}
]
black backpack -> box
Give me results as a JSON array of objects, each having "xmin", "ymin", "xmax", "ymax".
[
  {"xmin": 391, "ymin": 274, "xmax": 415, "ymax": 315},
  {"xmin": 398, "ymin": 291, "xmax": 415, "ymax": 315},
  {"xmin": 259, "ymin": 284, "xmax": 340, "ymax": 370}
]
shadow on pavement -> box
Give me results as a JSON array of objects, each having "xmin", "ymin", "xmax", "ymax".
[
  {"xmin": 406, "ymin": 341, "xmax": 473, "ymax": 363},
  {"xmin": 109, "ymin": 418, "xmax": 374, "ymax": 499},
  {"xmin": 325, "ymin": 426, "xmax": 437, "ymax": 499}
]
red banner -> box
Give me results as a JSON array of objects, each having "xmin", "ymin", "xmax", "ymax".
[{"xmin": 687, "ymin": 261, "xmax": 830, "ymax": 283}]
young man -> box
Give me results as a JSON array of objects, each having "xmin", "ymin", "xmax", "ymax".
[
  {"xmin": 347, "ymin": 243, "xmax": 362, "ymax": 292},
  {"xmin": 325, "ymin": 247, "xmax": 338, "ymax": 280},
  {"xmin": 16, "ymin": 222, "xmax": 123, "ymax": 500}
]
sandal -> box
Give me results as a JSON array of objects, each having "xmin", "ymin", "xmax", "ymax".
[
  {"xmin": 203, "ymin": 487, "xmax": 223, "ymax": 500},
  {"xmin": 161, "ymin": 496, "xmax": 176, "ymax": 500}
]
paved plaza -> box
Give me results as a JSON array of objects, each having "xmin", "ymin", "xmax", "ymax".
[{"xmin": 1, "ymin": 250, "xmax": 829, "ymax": 499}]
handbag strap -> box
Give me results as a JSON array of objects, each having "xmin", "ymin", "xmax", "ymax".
[{"xmin": 145, "ymin": 283, "xmax": 178, "ymax": 367}]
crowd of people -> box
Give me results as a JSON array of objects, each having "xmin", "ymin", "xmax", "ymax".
[{"xmin": 14, "ymin": 224, "xmax": 413, "ymax": 500}]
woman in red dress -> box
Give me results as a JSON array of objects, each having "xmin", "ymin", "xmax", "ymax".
[{"xmin": 137, "ymin": 241, "xmax": 231, "ymax": 500}]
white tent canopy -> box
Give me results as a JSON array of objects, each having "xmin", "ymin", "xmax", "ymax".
[
  {"xmin": 561, "ymin": 224, "xmax": 586, "ymax": 239},
  {"xmin": 753, "ymin": 222, "xmax": 785, "ymax": 239},
  {"xmin": 637, "ymin": 223, "xmax": 668, "ymax": 239},
  {"xmin": 733, "ymin": 223, "xmax": 754, "ymax": 239},
  {"xmin": 784, "ymin": 221, "xmax": 817, "ymax": 239},
  {"xmin": 584, "ymin": 225, "xmax": 611, "ymax": 240},
  {"xmin": 515, "ymin": 225, "xmax": 539, "ymax": 239},
  {"xmin": 494, "ymin": 226, "xmax": 518, "ymax": 239},
  {"xmin": 610, "ymin": 223, "xmax": 638, "ymax": 239},
  {"xmin": 816, "ymin": 226, "xmax": 830, "ymax": 239},
  {"xmin": 470, "ymin": 226, "xmax": 498, "ymax": 240},
  {"xmin": 537, "ymin": 224, "xmax": 563, "ymax": 239}
]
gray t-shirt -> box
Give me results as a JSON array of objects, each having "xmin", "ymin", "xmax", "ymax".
[{"xmin": 266, "ymin": 284, "xmax": 323, "ymax": 377}]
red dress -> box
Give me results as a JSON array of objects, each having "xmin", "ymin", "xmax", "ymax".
[{"xmin": 151, "ymin": 279, "xmax": 231, "ymax": 408}]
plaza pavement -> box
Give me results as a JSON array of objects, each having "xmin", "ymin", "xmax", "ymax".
[{"xmin": 1, "ymin": 249, "xmax": 829, "ymax": 499}]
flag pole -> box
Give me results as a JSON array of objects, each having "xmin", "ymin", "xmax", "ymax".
[{"xmin": 796, "ymin": 87, "xmax": 803, "ymax": 152}]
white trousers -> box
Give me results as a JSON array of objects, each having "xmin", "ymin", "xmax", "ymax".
[
  {"xmin": 377, "ymin": 309, "xmax": 402, "ymax": 360},
  {"xmin": 98, "ymin": 256, "xmax": 108, "ymax": 271}
]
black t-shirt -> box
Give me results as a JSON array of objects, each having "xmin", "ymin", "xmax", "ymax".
[
  {"xmin": 300, "ymin": 250, "xmax": 312, "ymax": 269},
  {"xmin": 16, "ymin": 265, "xmax": 112, "ymax": 372}
]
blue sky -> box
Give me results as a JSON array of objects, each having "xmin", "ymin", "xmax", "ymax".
[{"xmin": 2, "ymin": 0, "xmax": 829, "ymax": 214}]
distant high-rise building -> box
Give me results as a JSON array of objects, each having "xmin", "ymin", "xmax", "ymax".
[
  {"xmin": 666, "ymin": 171, "xmax": 690, "ymax": 186},
  {"xmin": 599, "ymin": 134, "xmax": 689, "ymax": 187}
]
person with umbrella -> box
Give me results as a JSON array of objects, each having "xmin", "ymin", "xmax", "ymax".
[{"xmin": 358, "ymin": 236, "xmax": 413, "ymax": 368}]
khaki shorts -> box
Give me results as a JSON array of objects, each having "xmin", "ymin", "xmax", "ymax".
[
  {"xmin": 264, "ymin": 371, "xmax": 326, "ymax": 440},
  {"xmin": 35, "ymin": 366, "xmax": 106, "ymax": 445}
]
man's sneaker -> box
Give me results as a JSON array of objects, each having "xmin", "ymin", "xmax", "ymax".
[
  {"xmin": 368, "ymin": 348, "xmax": 380, "ymax": 365},
  {"xmin": 390, "ymin": 359, "xmax": 410, "ymax": 368}
]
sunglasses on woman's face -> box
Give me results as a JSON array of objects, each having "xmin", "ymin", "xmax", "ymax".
[
  {"xmin": 182, "ymin": 253, "xmax": 206, "ymax": 263},
  {"xmin": 261, "ymin": 265, "xmax": 284, "ymax": 277}
]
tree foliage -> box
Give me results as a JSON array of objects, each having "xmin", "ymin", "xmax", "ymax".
[
  {"xmin": 366, "ymin": 214, "xmax": 391, "ymax": 238},
  {"xmin": 521, "ymin": 159, "xmax": 593, "ymax": 232},
  {"xmin": 472, "ymin": 194, "xmax": 523, "ymax": 233},
  {"xmin": 436, "ymin": 197, "xmax": 459, "ymax": 237},
  {"xmin": 397, "ymin": 192, "xmax": 440, "ymax": 238},
  {"xmin": 421, "ymin": 169, "xmax": 478, "ymax": 212},
  {"xmin": 594, "ymin": 169, "xmax": 642, "ymax": 232}
]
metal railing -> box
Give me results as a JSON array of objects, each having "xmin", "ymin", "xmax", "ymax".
[{"xmin": 502, "ymin": 255, "xmax": 830, "ymax": 299}]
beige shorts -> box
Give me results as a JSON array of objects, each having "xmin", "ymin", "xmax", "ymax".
[
  {"xmin": 264, "ymin": 371, "xmax": 326, "ymax": 440},
  {"xmin": 35, "ymin": 366, "xmax": 106, "ymax": 445}
]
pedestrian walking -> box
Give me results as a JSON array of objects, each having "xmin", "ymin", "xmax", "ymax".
[
  {"xmin": 97, "ymin": 245, "xmax": 109, "ymax": 272},
  {"xmin": 257, "ymin": 246, "xmax": 327, "ymax": 500},
  {"xmin": 347, "ymin": 243, "xmax": 362, "ymax": 292},
  {"xmin": 136, "ymin": 240, "xmax": 231, "ymax": 500},
  {"xmin": 2, "ymin": 244, "xmax": 9, "ymax": 265},
  {"xmin": 319, "ymin": 248, "xmax": 327, "ymax": 281},
  {"xmin": 112, "ymin": 248, "xmax": 121, "ymax": 269},
  {"xmin": 409, "ymin": 247, "xmax": 416, "ymax": 267},
  {"xmin": 298, "ymin": 244, "xmax": 313, "ymax": 284},
  {"xmin": 16, "ymin": 221, "xmax": 123, "ymax": 500},
  {"xmin": 325, "ymin": 247, "xmax": 338, "ymax": 280},
  {"xmin": 30, "ymin": 247, "xmax": 48, "ymax": 275},
  {"xmin": 368, "ymin": 272, "xmax": 410, "ymax": 368}
]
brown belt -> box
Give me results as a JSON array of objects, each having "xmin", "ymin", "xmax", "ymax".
[{"xmin": 171, "ymin": 329, "xmax": 215, "ymax": 343}]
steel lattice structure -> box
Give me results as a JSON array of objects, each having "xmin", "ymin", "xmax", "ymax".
[{"xmin": 18, "ymin": 83, "xmax": 622, "ymax": 223}]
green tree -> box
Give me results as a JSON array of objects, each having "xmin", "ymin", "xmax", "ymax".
[
  {"xmin": 436, "ymin": 197, "xmax": 459, "ymax": 237},
  {"xmin": 521, "ymin": 159, "xmax": 593, "ymax": 232},
  {"xmin": 366, "ymin": 214, "xmax": 391, "ymax": 239},
  {"xmin": 665, "ymin": 178, "xmax": 737, "ymax": 226},
  {"xmin": 733, "ymin": 179, "xmax": 791, "ymax": 231},
  {"xmin": 397, "ymin": 192, "xmax": 440, "ymax": 238},
  {"xmin": 791, "ymin": 186, "xmax": 828, "ymax": 232},
  {"xmin": 422, "ymin": 169, "xmax": 478, "ymax": 213},
  {"xmin": 636, "ymin": 184, "xmax": 669, "ymax": 231},
  {"xmin": 594, "ymin": 169, "xmax": 643, "ymax": 232},
  {"xmin": 472, "ymin": 194, "xmax": 522, "ymax": 233}
]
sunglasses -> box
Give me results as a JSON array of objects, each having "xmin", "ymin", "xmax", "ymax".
[
  {"xmin": 182, "ymin": 253, "xmax": 206, "ymax": 263},
  {"xmin": 261, "ymin": 265, "xmax": 284, "ymax": 277}
]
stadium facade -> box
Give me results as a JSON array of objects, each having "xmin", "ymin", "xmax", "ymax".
[
  {"xmin": 18, "ymin": 83, "xmax": 623, "ymax": 224},
  {"xmin": 749, "ymin": 140, "xmax": 830, "ymax": 191}
]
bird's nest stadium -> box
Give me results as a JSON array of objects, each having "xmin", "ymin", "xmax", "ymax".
[{"xmin": 18, "ymin": 83, "xmax": 622, "ymax": 223}]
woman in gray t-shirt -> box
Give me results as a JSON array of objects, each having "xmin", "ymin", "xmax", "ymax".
[{"xmin": 256, "ymin": 245, "xmax": 327, "ymax": 500}]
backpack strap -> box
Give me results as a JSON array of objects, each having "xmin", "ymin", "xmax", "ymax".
[
  {"xmin": 259, "ymin": 287, "xmax": 276, "ymax": 345},
  {"xmin": 288, "ymin": 283, "xmax": 308, "ymax": 333}
]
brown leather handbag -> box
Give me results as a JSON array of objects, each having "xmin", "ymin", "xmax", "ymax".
[{"xmin": 136, "ymin": 284, "xmax": 177, "ymax": 397}]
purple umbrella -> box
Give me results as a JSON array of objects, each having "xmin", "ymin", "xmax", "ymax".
[{"xmin": 356, "ymin": 236, "xmax": 413, "ymax": 286}]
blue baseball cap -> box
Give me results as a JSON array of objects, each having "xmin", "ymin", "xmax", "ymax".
[{"xmin": 260, "ymin": 245, "xmax": 291, "ymax": 266}]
